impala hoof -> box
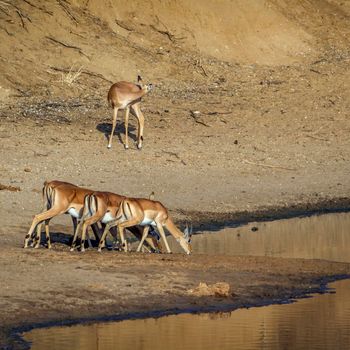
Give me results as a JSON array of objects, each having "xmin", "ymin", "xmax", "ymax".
[
  {"xmin": 107, "ymin": 144, "xmax": 111, "ymax": 149},
  {"xmin": 98, "ymin": 248, "xmax": 102, "ymax": 253},
  {"xmin": 137, "ymin": 144, "xmax": 142, "ymax": 150},
  {"xmin": 124, "ymin": 144, "xmax": 129, "ymax": 150}
]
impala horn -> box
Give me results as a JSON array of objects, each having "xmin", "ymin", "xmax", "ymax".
[{"xmin": 184, "ymin": 223, "xmax": 192, "ymax": 241}]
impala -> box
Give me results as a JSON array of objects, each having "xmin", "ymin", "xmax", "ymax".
[
  {"xmin": 98, "ymin": 197, "xmax": 193, "ymax": 254},
  {"xmin": 72, "ymin": 191, "xmax": 161, "ymax": 253},
  {"xmin": 24, "ymin": 181, "xmax": 160, "ymax": 252},
  {"xmin": 24, "ymin": 181, "xmax": 100, "ymax": 249},
  {"xmin": 107, "ymin": 75, "xmax": 153, "ymax": 150}
]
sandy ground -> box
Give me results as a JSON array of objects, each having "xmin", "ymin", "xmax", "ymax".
[
  {"xmin": 1, "ymin": 0, "xmax": 350, "ymax": 349},
  {"xmin": 1, "ymin": 61, "xmax": 349, "ymax": 347}
]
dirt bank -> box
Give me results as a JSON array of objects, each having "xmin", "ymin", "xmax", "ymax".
[{"xmin": 1, "ymin": 246, "xmax": 350, "ymax": 349}]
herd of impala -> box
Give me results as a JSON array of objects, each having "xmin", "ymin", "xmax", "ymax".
[{"xmin": 23, "ymin": 76, "xmax": 193, "ymax": 255}]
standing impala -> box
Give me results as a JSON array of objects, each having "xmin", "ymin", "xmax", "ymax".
[
  {"xmin": 97, "ymin": 197, "xmax": 193, "ymax": 255},
  {"xmin": 24, "ymin": 181, "xmax": 100, "ymax": 249},
  {"xmin": 107, "ymin": 75, "xmax": 153, "ymax": 150},
  {"xmin": 72, "ymin": 191, "xmax": 160, "ymax": 253}
]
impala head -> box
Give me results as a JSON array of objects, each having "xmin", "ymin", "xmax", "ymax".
[
  {"xmin": 142, "ymin": 83, "xmax": 153, "ymax": 94},
  {"xmin": 180, "ymin": 223, "xmax": 193, "ymax": 255}
]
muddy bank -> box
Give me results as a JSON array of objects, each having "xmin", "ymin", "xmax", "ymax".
[
  {"xmin": 1, "ymin": 244, "xmax": 350, "ymax": 350},
  {"xmin": 187, "ymin": 197, "xmax": 350, "ymax": 231}
]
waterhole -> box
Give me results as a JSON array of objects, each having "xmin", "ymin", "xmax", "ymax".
[
  {"xmin": 22, "ymin": 212, "xmax": 350, "ymax": 349},
  {"xmin": 168, "ymin": 212, "xmax": 350, "ymax": 262}
]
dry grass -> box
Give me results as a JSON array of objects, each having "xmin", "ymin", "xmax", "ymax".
[{"xmin": 60, "ymin": 65, "xmax": 83, "ymax": 86}]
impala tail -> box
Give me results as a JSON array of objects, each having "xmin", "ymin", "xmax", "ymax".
[
  {"xmin": 42, "ymin": 181, "xmax": 55, "ymax": 211},
  {"xmin": 83, "ymin": 193, "xmax": 98, "ymax": 220}
]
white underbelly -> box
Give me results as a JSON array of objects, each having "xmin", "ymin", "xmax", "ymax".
[
  {"xmin": 67, "ymin": 208, "xmax": 81, "ymax": 219},
  {"xmin": 140, "ymin": 217, "xmax": 157, "ymax": 227},
  {"xmin": 120, "ymin": 100, "xmax": 131, "ymax": 109},
  {"xmin": 101, "ymin": 212, "xmax": 115, "ymax": 224}
]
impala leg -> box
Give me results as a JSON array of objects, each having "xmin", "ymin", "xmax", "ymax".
[
  {"xmin": 118, "ymin": 225, "xmax": 128, "ymax": 252},
  {"xmin": 86, "ymin": 228, "xmax": 93, "ymax": 248},
  {"xmin": 156, "ymin": 223, "xmax": 171, "ymax": 253},
  {"xmin": 80, "ymin": 215, "xmax": 101, "ymax": 252},
  {"xmin": 31, "ymin": 222, "xmax": 42, "ymax": 247},
  {"xmin": 99, "ymin": 223, "xmax": 107, "ymax": 249},
  {"xmin": 98, "ymin": 222, "xmax": 114, "ymax": 252},
  {"xmin": 108, "ymin": 225, "xmax": 119, "ymax": 249},
  {"xmin": 70, "ymin": 221, "xmax": 83, "ymax": 251},
  {"xmin": 117, "ymin": 219, "xmax": 141, "ymax": 252},
  {"xmin": 124, "ymin": 106, "xmax": 130, "ymax": 149},
  {"xmin": 132, "ymin": 103, "xmax": 144, "ymax": 149},
  {"xmin": 108, "ymin": 107, "xmax": 118, "ymax": 149},
  {"xmin": 91, "ymin": 223, "xmax": 101, "ymax": 242},
  {"xmin": 33, "ymin": 223, "xmax": 42, "ymax": 248},
  {"xmin": 71, "ymin": 217, "xmax": 78, "ymax": 236},
  {"xmin": 24, "ymin": 208, "xmax": 63, "ymax": 248},
  {"xmin": 44, "ymin": 219, "xmax": 51, "ymax": 249},
  {"xmin": 136, "ymin": 226, "xmax": 150, "ymax": 252}
]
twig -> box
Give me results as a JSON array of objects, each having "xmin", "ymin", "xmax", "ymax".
[
  {"xmin": 0, "ymin": 184, "xmax": 21, "ymax": 192},
  {"xmin": 46, "ymin": 36, "xmax": 89, "ymax": 59},
  {"xmin": 0, "ymin": 1, "xmax": 10, "ymax": 13},
  {"xmin": 242, "ymin": 159, "xmax": 296, "ymax": 171},
  {"xmin": 312, "ymin": 58, "xmax": 326, "ymax": 65},
  {"xmin": 81, "ymin": 70, "xmax": 113, "ymax": 83},
  {"xmin": 22, "ymin": 0, "xmax": 53, "ymax": 15},
  {"xmin": 16, "ymin": 9, "xmax": 27, "ymax": 30},
  {"xmin": 0, "ymin": 25, "xmax": 12, "ymax": 35},
  {"xmin": 151, "ymin": 15, "xmax": 185, "ymax": 43},
  {"xmin": 115, "ymin": 19, "xmax": 134, "ymax": 32},
  {"xmin": 150, "ymin": 24, "xmax": 176, "ymax": 42},
  {"xmin": 305, "ymin": 134, "xmax": 329, "ymax": 141},
  {"xmin": 57, "ymin": 0, "xmax": 78, "ymax": 24},
  {"xmin": 48, "ymin": 66, "xmax": 113, "ymax": 83},
  {"xmin": 190, "ymin": 110, "xmax": 210, "ymax": 127},
  {"xmin": 206, "ymin": 111, "xmax": 232, "ymax": 115},
  {"xmin": 162, "ymin": 150, "xmax": 180, "ymax": 159}
]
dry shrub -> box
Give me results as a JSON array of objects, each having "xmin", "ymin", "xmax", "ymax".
[{"xmin": 60, "ymin": 65, "xmax": 83, "ymax": 86}]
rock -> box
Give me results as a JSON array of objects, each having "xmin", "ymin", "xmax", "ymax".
[{"xmin": 187, "ymin": 282, "xmax": 231, "ymax": 297}]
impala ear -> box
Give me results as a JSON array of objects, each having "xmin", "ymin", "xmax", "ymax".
[
  {"xmin": 149, "ymin": 191, "xmax": 155, "ymax": 200},
  {"xmin": 137, "ymin": 75, "xmax": 143, "ymax": 88}
]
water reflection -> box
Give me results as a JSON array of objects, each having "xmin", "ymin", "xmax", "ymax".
[
  {"xmin": 167, "ymin": 212, "xmax": 350, "ymax": 262},
  {"xmin": 24, "ymin": 279, "xmax": 350, "ymax": 350}
]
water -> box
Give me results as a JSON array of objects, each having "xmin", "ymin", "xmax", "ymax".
[
  {"xmin": 167, "ymin": 212, "xmax": 350, "ymax": 262},
  {"xmin": 22, "ymin": 212, "xmax": 350, "ymax": 349}
]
